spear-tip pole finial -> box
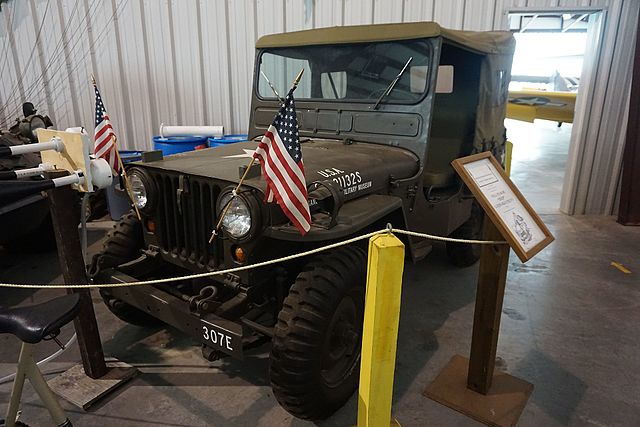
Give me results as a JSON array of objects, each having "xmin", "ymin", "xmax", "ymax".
[
  {"xmin": 292, "ymin": 68, "xmax": 305, "ymax": 89},
  {"xmin": 90, "ymin": 74, "xmax": 96, "ymax": 86}
]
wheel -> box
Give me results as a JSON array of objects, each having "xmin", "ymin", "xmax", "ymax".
[
  {"xmin": 270, "ymin": 246, "xmax": 367, "ymax": 420},
  {"xmin": 446, "ymin": 202, "xmax": 484, "ymax": 267},
  {"xmin": 90, "ymin": 211, "xmax": 161, "ymax": 327}
]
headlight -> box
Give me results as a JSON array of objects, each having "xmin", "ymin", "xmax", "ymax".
[
  {"xmin": 129, "ymin": 172, "xmax": 148, "ymax": 209},
  {"xmin": 219, "ymin": 193, "xmax": 252, "ymax": 239}
]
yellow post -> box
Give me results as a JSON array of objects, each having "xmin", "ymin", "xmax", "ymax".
[
  {"xmin": 357, "ymin": 233, "xmax": 405, "ymax": 427},
  {"xmin": 505, "ymin": 140, "xmax": 514, "ymax": 176}
]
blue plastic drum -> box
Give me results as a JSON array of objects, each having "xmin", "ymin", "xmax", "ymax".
[
  {"xmin": 208, "ymin": 134, "xmax": 249, "ymax": 148},
  {"xmin": 153, "ymin": 135, "xmax": 208, "ymax": 155}
]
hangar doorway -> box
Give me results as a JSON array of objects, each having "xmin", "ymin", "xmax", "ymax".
[{"xmin": 506, "ymin": 11, "xmax": 603, "ymax": 214}]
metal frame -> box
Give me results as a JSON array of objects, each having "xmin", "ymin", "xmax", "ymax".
[
  {"xmin": 504, "ymin": 6, "xmax": 610, "ymax": 216},
  {"xmin": 4, "ymin": 343, "xmax": 72, "ymax": 427}
]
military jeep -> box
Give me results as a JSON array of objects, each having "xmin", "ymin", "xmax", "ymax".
[{"xmin": 91, "ymin": 22, "xmax": 514, "ymax": 420}]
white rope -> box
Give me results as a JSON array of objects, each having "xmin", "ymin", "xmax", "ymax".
[{"xmin": 0, "ymin": 228, "xmax": 505, "ymax": 289}]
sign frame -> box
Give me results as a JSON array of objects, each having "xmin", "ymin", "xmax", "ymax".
[{"xmin": 451, "ymin": 151, "xmax": 554, "ymax": 262}]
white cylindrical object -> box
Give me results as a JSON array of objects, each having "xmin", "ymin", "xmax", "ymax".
[
  {"xmin": 64, "ymin": 126, "xmax": 88, "ymax": 135},
  {"xmin": 14, "ymin": 165, "xmax": 47, "ymax": 179},
  {"xmin": 9, "ymin": 137, "xmax": 64, "ymax": 156},
  {"xmin": 90, "ymin": 158, "xmax": 113, "ymax": 189},
  {"xmin": 53, "ymin": 171, "xmax": 84, "ymax": 188},
  {"xmin": 159, "ymin": 123, "xmax": 224, "ymax": 138}
]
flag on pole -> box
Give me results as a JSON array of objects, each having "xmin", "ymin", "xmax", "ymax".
[
  {"xmin": 253, "ymin": 88, "xmax": 311, "ymax": 235},
  {"xmin": 93, "ymin": 84, "xmax": 120, "ymax": 174}
]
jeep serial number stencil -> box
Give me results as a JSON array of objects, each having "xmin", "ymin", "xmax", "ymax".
[
  {"xmin": 464, "ymin": 158, "xmax": 545, "ymax": 252},
  {"xmin": 317, "ymin": 168, "xmax": 372, "ymax": 197}
]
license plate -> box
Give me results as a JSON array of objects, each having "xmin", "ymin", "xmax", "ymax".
[{"xmin": 200, "ymin": 318, "xmax": 243, "ymax": 358}]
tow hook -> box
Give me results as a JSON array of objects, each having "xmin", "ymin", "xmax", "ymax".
[{"xmin": 189, "ymin": 286, "xmax": 218, "ymax": 313}]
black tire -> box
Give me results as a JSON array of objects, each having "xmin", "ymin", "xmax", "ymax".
[
  {"xmin": 446, "ymin": 202, "xmax": 484, "ymax": 267},
  {"xmin": 270, "ymin": 246, "xmax": 367, "ymax": 420},
  {"xmin": 91, "ymin": 211, "xmax": 160, "ymax": 327}
]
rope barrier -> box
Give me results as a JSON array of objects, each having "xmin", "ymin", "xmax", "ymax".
[{"xmin": 0, "ymin": 228, "xmax": 506, "ymax": 289}]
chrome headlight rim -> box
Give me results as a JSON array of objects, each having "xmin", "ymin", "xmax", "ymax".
[
  {"xmin": 127, "ymin": 167, "xmax": 156, "ymax": 212},
  {"xmin": 217, "ymin": 188, "xmax": 261, "ymax": 242}
]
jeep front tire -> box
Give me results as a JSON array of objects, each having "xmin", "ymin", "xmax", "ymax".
[
  {"xmin": 91, "ymin": 210, "xmax": 161, "ymax": 327},
  {"xmin": 446, "ymin": 201, "xmax": 484, "ymax": 267},
  {"xmin": 269, "ymin": 246, "xmax": 367, "ymax": 420}
]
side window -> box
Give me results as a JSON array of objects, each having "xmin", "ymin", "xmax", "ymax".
[
  {"xmin": 410, "ymin": 66, "xmax": 429, "ymax": 93},
  {"xmin": 495, "ymin": 69, "xmax": 509, "ymax": 106},
  {"xmin": 321, "ymin": 72, "xmax": 347, "ymax": 99}
]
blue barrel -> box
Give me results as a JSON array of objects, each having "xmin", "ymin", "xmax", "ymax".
[
  {"xmin": 119, "ymin": 150, "xmax": 143, "ymax": 163},
  {"xmin": 153, "ymin": 135, "xmax": 208, "ymax": 155},
  {"xmin": 106, "ymin": 151, "xmax": 144, "ymax": 220},
  {"xmin": 208, "ymin": 134, "xmax": 249, "ymax": 148}
]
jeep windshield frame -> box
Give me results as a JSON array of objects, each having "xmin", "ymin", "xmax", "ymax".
[{"xmin": 256, "ymin": 39, "xmax": 433, "ymax": 106}]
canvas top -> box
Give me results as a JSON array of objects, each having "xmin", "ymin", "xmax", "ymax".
[{"xmin": 255, "ymin": 21, "xmax": 515, "ymax": 55}]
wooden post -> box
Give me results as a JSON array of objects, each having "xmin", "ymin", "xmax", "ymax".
[
  {"xmin": 618, "ymin": 13, "xmax": 640, "ymax": 225},
  {"xmin": 467, "ymin": 219, "xmax": 510, "ymax": 394},
  {"xmin": 46, "ymin": 170, "xmax": 108, "ymax": 379},
  {"xmin": 358, "ymin": 233, "xmax": 405, "ymax": 427}
]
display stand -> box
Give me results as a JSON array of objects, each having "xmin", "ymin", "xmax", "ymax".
[
  {"xmin": 45, "ymin": 171, "xmax": 136, "ymax": 409},
  {"xmin": 424, "ymin": 153, "xmax": 553, "ymax": 427}
]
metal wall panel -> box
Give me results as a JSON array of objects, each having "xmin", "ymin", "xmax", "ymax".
[
  {"xmin": 314, "ymin": 0, "xmax": 344, "ymax": 27},
  {"xmin": 343, "ymin": 0, "xmax": 373, "ymax": 25},
  {"xmin": 433, "ymin": 0, "xmax": 465, "ymax": 28},
  {"xmin": 0, "ymin": 0, "xmax": 635, "ymax": 214},
  {"xmin": 373, "ymin": 0, "xmax": 404, "ymax": 24},
  {"xmin": 464, "ymin": 0, "xmax": 497, "ymax": 30}
]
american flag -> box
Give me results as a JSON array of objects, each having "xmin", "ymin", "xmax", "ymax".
[
  {"xmin": 253, "ymin": 88, "xmax": 311, "ymax": 235},
  {"xmin": 93, "ymin": 85, "xmax": 120, "ymax": 174}
]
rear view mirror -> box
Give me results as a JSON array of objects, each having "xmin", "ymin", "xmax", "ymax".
[{"xmin": 436, "ymin": 65, "xmax": 454, "ymax": 93}]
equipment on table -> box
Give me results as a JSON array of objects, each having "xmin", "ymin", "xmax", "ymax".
[{"xmin": 0, "ymin": 131, "xmax": 113, "ymax": 205}]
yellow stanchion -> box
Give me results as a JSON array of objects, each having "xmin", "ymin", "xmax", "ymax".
[
  {"xmin": 505, "ymin": 140, "xmax": 514, "ymax": 176},
  {"xmin": 357, "ymin": 233, "xmax": 405, "ymax": 427}
]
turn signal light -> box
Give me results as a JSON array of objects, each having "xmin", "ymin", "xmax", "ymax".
[
  {"xmin": 233, "ymin": 246, "xmax": 247, "ymax": 263},
  {"xmin": 146, "ymin": 219, "xmax": 156, "ymax": 233}
]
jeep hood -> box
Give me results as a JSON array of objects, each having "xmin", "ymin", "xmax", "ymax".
[{"xmin": 137, "ymin": 139, "xmax": 419, "ymax": 197}]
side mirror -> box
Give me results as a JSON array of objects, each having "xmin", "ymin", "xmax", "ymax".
[{"xmin": 436, "ymin": 65, "xmax": 454, "ymax": 94}]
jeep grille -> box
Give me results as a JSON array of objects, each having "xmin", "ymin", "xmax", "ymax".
[{"xmin": 151, "ymin": 172, "xmax": 221, "ymax": 269}]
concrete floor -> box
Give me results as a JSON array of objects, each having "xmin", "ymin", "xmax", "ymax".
[
  {"xmin": 507, "ymin": 118, "xmax": 572, "ymax": 214},
  {"xmin": 1, "ymin": 121, "xmax": 639, "ymax": 426}
]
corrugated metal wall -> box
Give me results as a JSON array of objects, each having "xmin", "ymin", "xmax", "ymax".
[{"xmin": 0, "ymin": 0, "xmax": 636, "ymax": 215}]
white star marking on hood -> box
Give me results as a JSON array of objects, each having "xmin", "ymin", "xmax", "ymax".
[{"xmin": 222, "ymin": 149, "xmax": 256, "ymax": 159}]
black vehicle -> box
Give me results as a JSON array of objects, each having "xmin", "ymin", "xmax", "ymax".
[
  {"xmin": 0, "ymin": 103, "xmax": 55, "ymax": 250},
  {"xmin": 91, "ymin": 22, "xmax": 515, "ymax": 420}
]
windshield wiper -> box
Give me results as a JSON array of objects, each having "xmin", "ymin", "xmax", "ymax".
[{"xmin": 372, "ymin": 56, "xmax": 413, "ymax": 110}]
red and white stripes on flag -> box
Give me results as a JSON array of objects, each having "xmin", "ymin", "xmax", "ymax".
[
  {"xmin": 93, "ymin": 85, "xmax": 120, "ymax": 174},
  {"xmin": 253, "ymin": 89, "xmax": 311, "ymax": 235}
]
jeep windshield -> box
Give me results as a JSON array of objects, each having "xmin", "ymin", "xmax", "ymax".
[{"xmin": 257, "ymin": 39, "xmax": 432, "ymax": 104}]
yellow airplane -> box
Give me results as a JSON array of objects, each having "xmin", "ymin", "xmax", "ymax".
[{"xmin": 506, "ymin": 90, "xmax": 577, "ymax": 126}]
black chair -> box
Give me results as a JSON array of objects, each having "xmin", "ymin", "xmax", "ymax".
[{"xmin": 0, "ymin": 294, "xmax": 80, "ymax": 427}]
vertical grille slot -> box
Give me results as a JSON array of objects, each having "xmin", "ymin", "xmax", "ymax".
[{"xmin": 151, "ymin": 172, "xmax": 221, "ymax": 269}]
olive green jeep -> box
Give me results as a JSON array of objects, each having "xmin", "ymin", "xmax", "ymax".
[{"xmin": 91, "ymin": 22, "xmax": 514, "ymax": 420}]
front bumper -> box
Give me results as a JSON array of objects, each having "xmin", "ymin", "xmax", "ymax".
[{"xmin": 107, "ymin": 270, "xmax": 245, "ymax": 358}]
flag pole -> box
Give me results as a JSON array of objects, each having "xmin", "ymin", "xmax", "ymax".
[
  {"xmin": 91, "ymin": 75, "xmax": 141, "ymax": 221},
  {"xmin": 208, "ymin": 68, "xmax": 305, "ymax": 244},
  {"xmin": 113, "ymin": 135, "xmax": 142, "ymax": 221}
]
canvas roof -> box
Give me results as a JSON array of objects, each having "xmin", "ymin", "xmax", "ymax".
[{"xmin": 255, "ymin": 22, "xmax": 515, "ymax": 55}]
